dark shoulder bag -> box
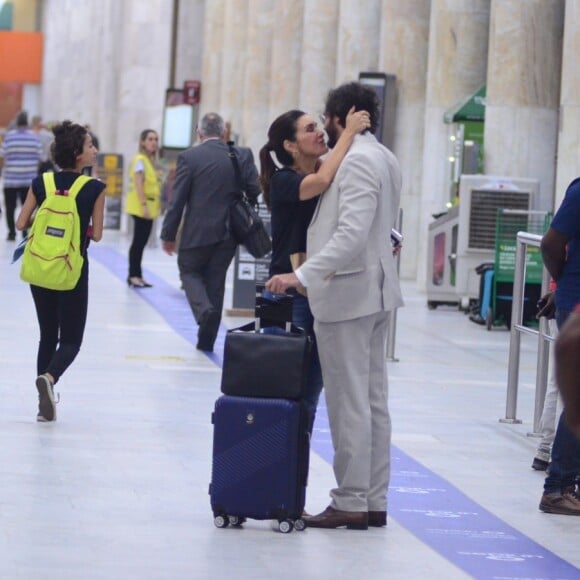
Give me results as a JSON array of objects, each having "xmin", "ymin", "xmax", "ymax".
[{"xmin": 227, "ymin": 142, "xmax": 272, "ymax": 259}]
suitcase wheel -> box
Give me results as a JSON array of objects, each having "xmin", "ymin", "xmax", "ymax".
[
  {"xmin": 294, "ymin": 518, "xmax": 307, "ymax": 532},
  {"xmin": 214, "ymin": 514, "xmax": 229, "ymax": 528},
  {"xmin": 278, "ymin": 519, "xmax": 294, "ymax": 534},
  {"xmin": 228, "ymin": 515, "xmax": 246, "ymax": 527}
]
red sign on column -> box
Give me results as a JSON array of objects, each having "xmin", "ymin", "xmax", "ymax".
[{"xmin": 183, "ymin": 80, "xmax": 201, "ymax": 105}]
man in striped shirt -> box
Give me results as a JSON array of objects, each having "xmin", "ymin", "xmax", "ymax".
[{"xmin": 0, "ymin": 111, "xmax": 43, "ymax": 241}]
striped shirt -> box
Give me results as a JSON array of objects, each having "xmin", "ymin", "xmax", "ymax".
[{"xmin": 0, "ymin": 128, "xmax": 43, "ymax": 188}]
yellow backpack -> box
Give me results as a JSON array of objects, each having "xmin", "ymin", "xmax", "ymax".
[{"xmin": 20, "ymin": 173, "xmax": 91, "ymax": 290}]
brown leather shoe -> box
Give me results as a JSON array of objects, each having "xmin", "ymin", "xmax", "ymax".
[
  {"xmin": 303, "ymin": 506, "xmax": 368, "ymax": 530},
  {"xmin": 539, "ymin": 492, "xmax": 580, "ymax": 515},
  {"xmin": 368, "ymin": 510, "xmax": 387, "ymax": 527}
]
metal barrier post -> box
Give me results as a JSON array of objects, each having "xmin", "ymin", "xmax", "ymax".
[
  {"xmin": 386, "ymin": 209, "xmax": 403, "ymax": 362},
  {"xmin": 501, "ymin": 229, "xmax": 554, "ymax": 429},
  {"xmin": 500, "ymin": 235, "xmax": 526, "ymax": 424},
  {"xmin": 530, "ymin": 266, "xmax": 552, "ymax": 435}
]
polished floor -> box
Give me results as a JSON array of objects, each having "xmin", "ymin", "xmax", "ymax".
[{"xmin": 0, "ymin": 224, "xmax": 579, "ymax": 580}]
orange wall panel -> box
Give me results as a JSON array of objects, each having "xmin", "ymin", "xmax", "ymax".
[
  {"xmin": 0, "ymin": 81, "xmax": 23, "ymax": 127},
  {"xmin": 0, "ymin": 32, "xmax": 43, "ymax": 83}
]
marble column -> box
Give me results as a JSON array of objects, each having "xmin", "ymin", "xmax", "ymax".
[
  {"xmin": 200, "ymin": 0, "xmax": 226, "ymax": 119},
  {"xmin": 484, "ymin": 0, "xmax": 564, "ymax": 210},
  {"xmin": 380, "ymin": 0, "xmax": 431, "ymax": 280},
  {"xmin": 114, "ymin": 0, "xmax": 173, "ymax": 163},
  {"xmin": 91, "ymin": 0, "xmax": 124, "ymax": 153},
  {"xmin": 174, "ymin": 0, "xmax": 205, "ymax": 86},
  {"xmin": 241, "ymin": 0, "xmax": 275, "ymax": 154},
  {"xmin": 336, "ymin": 0, "xmax": 382, "ymax": 83},
  {"xmin": 41, "ymin": 0, "xmax": 172, "ymax": 159},
  {"xmin": 417, "ymin": 0, "xmax": 491, "ymax": 288},
  {"xmin": 269, "ymin": 1, "xmax": 304, "ymax": 118},
  {"xmin": 554, "ymin": 0, "xmax": 580, "ymax": 208},
  {"xmin": 41, "ymin": 0, "xmax": 108, "ymax": 126},
  {"xmin": 299, "ymin": 0, "xmax": 339, "ymax": 116},
  {"xmin": 219, "ymin": 0, "xmax": 249, "ymax": 141}
]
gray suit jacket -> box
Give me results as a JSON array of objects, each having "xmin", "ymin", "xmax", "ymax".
[
  {"xmin": 297, "ymin": 132, "xmax": 404, "ymax": 323},
  {"xmin": 161, "ymin": 139, "xmax": 260, "ymax": 249}
]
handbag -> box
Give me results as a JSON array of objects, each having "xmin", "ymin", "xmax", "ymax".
[
  {"xmin": 227, "ymin": 142, "xmax": 272, "ymax": 258},
  {"xmin": 221, "ymin": 321, "xmax": 312, "ymax": 399}
]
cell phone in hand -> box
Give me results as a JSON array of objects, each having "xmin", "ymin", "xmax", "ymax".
[{"xmin": 390, "ymin": 228, "xmax": 403, "ymax": 248}]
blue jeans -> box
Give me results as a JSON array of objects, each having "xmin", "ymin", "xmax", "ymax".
[
  {"xmin": 543, "ymin": 309, "xmax": 580, "ymax": 494},
  {"xmin": 262, "ymin": 291, "xmax": 323, "ymax": 433}
]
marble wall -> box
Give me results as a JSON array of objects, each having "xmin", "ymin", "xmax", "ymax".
[
  {"xmin": 417, "ymin": 0, "xmax": 491, "ymax": 286},
  {"xmin": 174, "ymin": 0, "xmax": 205, "ymax": 86},
  {"xmin": 38, "ymin": 0, "xmax": 579, "ymax": 283},
  {"xmin": 484, "ymin": 0, "xmax": 564, "ymax": 210},
  {"xmin": 240, "ymin": 0, "xmax": 275, "ymax": 155},
  {"xmin": 380, "ymin": 0, "xmax": 431, "ymax": 280},
  {"xmin": 336, "ymin": 0, "xmax": 382, "ymax": 82},
  {"xmin": 299, "ymin": 0, "xmax": 339, "ymax": 116},
  {"xmin": 218, "ymin": 0, "xmax": 248, "ymax": 140},
  {"xmin": 41, "ymin": 0, "xmax": 173, "ymax": 162},
  {"xmin": 555, "ymin": 0, "xmax": 580, "ymax": 207},
  {"xmin": 269, "ymin": 1, "xmax": 304, "ymax": 118},
  {"xmin": 199, "ymin": 0, "xmax": 225, "ymax": 121}
]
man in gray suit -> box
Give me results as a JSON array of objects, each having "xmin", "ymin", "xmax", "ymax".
[
  {"xmin": 161, "ymin": 113, "xmax": 261, "ymax": 352},
  {"xmin": 266, "ymin": 82, "xmax": 403, "ymax": 529}
]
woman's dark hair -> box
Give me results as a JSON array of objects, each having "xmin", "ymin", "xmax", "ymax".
[
  {"xmin": 50, "ymin": 120, "xmax": 89, "ymax": 169},
  {"xmin": 259, "ymin": 109, "xmax": 305, "ymax": 209},
  {"xmin": 325, "ymin": 82, "xmax": 380, "ymax": 133}
]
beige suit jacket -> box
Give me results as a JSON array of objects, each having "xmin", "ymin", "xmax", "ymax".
[{"xmin": 297, "ymin": 132, "xmax": 404, "ymax": 323}]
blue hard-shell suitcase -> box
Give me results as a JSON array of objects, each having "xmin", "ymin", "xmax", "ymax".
[{"xmin": 209, "ymin": 395, "xmax": 310, "ymax": 533}]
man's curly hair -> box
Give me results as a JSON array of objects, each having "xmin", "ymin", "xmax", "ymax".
[{"xmin": 324, "ymin": 82, "xmax": 380, "ymax": 133}]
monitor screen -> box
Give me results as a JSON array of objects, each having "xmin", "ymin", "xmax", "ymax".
[{"xmin": 162, "ymin": 89, "xmax": 194, "ymax": 149}]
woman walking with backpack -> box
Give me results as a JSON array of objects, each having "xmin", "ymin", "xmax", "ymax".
[
  {"xmin": 16, "ymin": 121, "xmax": 106, "ymax": 422},
  {"xmin": 125, "ymin": 129, "xmax": 161, "ymax": 288}
]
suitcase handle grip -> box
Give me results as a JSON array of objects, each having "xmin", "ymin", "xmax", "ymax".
[{"xmin": 228, "ymin": 321, "xmax": 306, "ymax": 335}]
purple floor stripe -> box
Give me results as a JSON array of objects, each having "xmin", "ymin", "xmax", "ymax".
[
  {"xmin": 312, "ymin": 410, "xmax": 579, "ymax": 580},
  {"xmin": 91, "ymin": 245, "xmax": 579, "ymax": 580}
]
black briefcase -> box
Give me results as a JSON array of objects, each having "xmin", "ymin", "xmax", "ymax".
[{"xmin": 220, "ymin": 293, "xmax": 312, "ymax": 399}]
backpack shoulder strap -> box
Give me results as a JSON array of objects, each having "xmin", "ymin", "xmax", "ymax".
[
  {"xmin": 42, "ymin": 172, "xmax": 57, "ymax": 196},
  {"xmin": 68, "ymin": 175, "xmax": 92, "ymax": 199}
]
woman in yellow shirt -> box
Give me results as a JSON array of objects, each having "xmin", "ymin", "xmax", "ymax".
[{"xmin": 125, "ymin": 129, "xmax": 161, "ymax": 287}]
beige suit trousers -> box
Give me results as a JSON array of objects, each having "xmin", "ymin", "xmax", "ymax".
[{"xmin": 314, "ymin": 311, "xmax": 391, "ymax": 512}]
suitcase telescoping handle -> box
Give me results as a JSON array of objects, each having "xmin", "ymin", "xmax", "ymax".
[
  {"xmin": 230, "ymin": 321, "xmax": 306, "ymax": 335},
  {"xmin": 255, "ymin": 284, "xmax": 294, "ymax": 333}
]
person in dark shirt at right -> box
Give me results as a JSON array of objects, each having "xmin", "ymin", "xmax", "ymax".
[
  {"xmin": 538, "ymin": 176, "xmax": 580, "ymax": 515},
  {"xmin": 554, "ymin": 307, "xmax": 580, "ymax": 439}
]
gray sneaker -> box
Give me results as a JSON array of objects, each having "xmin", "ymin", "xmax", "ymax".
[
  {"xmin": 531, "ymin": 457, "xmax": 550, "ymax": 471},
  {"xmin": 36, "ymin": 374, "xmax": 57, "ymax": 422},
  {"xmin": 539, "ymin": 492, "xmax": 580, "ymax": 515}
]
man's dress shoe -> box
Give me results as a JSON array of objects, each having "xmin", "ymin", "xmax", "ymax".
[
  {"xmin": 303, "ymin": 506, "xmax": 368, "ymax": 530},
  {"xmin": 196, "ymin": 309, "xmax": 220, "ymax": 352},
  {"xmin": 368, "ymin": 510, "xmax": 387, "ymax": 527}
]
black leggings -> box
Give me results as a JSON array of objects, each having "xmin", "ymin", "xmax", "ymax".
[
  {"xmin": 129, "ymin": 216, "xmax": 153, "ymax": 278},
  {"xmin": 30, "ymin": 263, "xmax": 89, "ymax": 383},
  {"xmin": 4, "ymin": 186, "xmax": 27, "ymax": 236}
]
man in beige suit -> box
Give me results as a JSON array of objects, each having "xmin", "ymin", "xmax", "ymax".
[{"xmin": 266, "ymin": 82, "xmax": 403, "ymax": 530}]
